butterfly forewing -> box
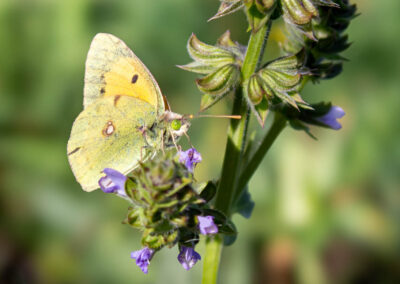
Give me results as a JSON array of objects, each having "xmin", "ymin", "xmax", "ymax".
[{"xmin": 84, "ymin": 33, "xmax": 165, "ymax": 116}]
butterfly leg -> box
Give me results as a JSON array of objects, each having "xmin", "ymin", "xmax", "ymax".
[
  {"xmin": 160, "ymin": 130, "xmax": 166, "ymax": 155},
  {"xmin": 183, "ymin": 131, "xmax": 193, "ymax": 148},
  {"xmin": 137, "ymin": 125, "xmax": 153, "ymax": 161},
  {"xmin": 169, "ymin": 130, "xmax": 180, "ymax": 151}
]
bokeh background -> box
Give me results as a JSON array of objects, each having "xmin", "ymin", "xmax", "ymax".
[{"xmin": 1, "ymin": 0, "xmax": 399, "ymax": 283}]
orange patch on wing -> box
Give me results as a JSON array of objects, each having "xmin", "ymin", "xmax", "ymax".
[{"xmin": 103, "ymin": 57, "xmax": 158, "ymax": 108}]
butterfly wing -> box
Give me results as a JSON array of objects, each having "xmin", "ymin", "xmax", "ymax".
[
  {"xmin": 67, "ymin": 96, "xmax": 160, "ymax": 191},
  {"xmin": 84, "ymin": 33, "xmax": 165, "ymax": 116}
]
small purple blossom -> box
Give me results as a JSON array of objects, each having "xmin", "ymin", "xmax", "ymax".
[
  {"xmin": 131, "ymin": 247, "xmax": 154, "ymax": 274},
  {"xmin": 179, "ymin": 148, "xmax": 202, "ymax": 172},
  {"xmin": 177, "ymin": 246, "xmax": 201, "ymax": 270},
  {"xmin": 316, "ymin": 106, "xmax": 345, "ymax": 130},
  {"xmin": 197, "ymin": 215, "xmax": 218, "ymax": 235},
  {"xmin": 98, "ymin": 168, "xmax": 127, "ymax": 197}
]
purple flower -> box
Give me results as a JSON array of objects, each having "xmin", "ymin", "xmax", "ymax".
[
  {"xmin": 316, "ymin": 106, "xmax": 345, "ymax": 130},
  {"xmin": 179, "ymin": 148, "xmax": 202, "ymax": 172},
  {"xmin": 197, "ymin": 215, "xmax": 218, "ymax": 235},
  {"xmin": 177, "ymin": 246, "xmax": 201, "ymax": 270},
  {"xmin": 131, "ymin": 247, "xmax": 154, "ymax": 274},
  {"xmin": 98, "ymin": 168, "xmax": 127, "ymax": 197}
]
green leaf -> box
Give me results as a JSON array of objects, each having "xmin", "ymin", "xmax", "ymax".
[
  {"xmin": 233, "ymin": 186, "xmax": 255, "ymax": 219},
  {"xmin": 200, "ymin": 181, "xmax": 217, "ymax": 202}
]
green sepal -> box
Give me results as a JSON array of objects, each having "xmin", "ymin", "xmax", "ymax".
[
  {"xmin": 199, "ymin": 93, "xmax": 229, "ymax": 112},
  {"xmin": 245, "ymin": 2, "xmax": 272, "ymax": 33},
  {"xmin": 244, "ymin": 75, "xmax": 270, "ymax": 127},
  {"xmin": 177, "ymin": 61, "xmax": 216, "ymax": 75},
  {"xmin": 247, "ymin": 75, "xmax": 264, "ymax": 105},
  {"xmin": 252, "ymin": 97, "xmax": 270, "ymax": 127},
  {"xmin": 187, "ymin": 34, "xmax": 235, "ymax": 67},
  {"xmin": 196, "ymin": 64, "xmax": 240, "ymax": 96},
  {"xmin": 216, "ymin": 30, "xmax": 245, "ymax": 61},
  {"xmin": 281, "ymin": 0, "xmax": 316, "ymax": 26},
  {"xmin": 274, "ymin": 92, "xmax": 299, "ymax": 110},
  {"xmin": 208, "ymin": 0, "xmax": 244, "ymax": 22}
]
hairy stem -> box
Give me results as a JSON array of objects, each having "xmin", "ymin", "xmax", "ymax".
[
  {"xmin": 202, "ymin": 21, "xmax": 271, "ymax": 284},
  {"xmin": 234, "ymin": 112, "xmax": 287, "ymax": 204}
]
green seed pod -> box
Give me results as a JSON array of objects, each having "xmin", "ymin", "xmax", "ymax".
[{"xmin": 196, "ymin": 64, "xmax": 240, "ymax": 96}]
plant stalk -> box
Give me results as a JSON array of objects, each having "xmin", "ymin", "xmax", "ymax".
[
  {"xmin": 234, "ymin": 112, "xmax": 287, "ymax": 204},
  {"xmin": 202, "ymin": 21, "xmax": 271, "ymax": 284}
]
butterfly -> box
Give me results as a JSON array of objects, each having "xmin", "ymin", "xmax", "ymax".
[{"xmin": 67, "ymin": 33, "xmax": 190, "ymax": 192}]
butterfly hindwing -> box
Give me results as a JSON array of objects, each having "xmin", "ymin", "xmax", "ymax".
[
  {"xmin": 67, "ymin": 95, "xmax": 160, "ymax": 192},
  {"xmin": 84, "ymin": 33, "xmax": 165, "ymax": 116}
]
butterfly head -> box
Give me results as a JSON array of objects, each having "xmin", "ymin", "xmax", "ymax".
[{"xmin": 162, "ymin": 111, "xmax": 191, "ymax": 138}]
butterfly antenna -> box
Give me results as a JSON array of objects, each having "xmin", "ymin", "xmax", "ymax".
[{"xmin": 185, "ymin": 114, "xmax": 241, "ymax": 120}]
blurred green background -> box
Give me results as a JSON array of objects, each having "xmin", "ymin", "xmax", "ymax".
[{"xmin": 0, "ymin": 0, "xmax": 399, "ymax": 283}]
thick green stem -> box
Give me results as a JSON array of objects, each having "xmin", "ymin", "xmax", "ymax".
[
  {"xmin": 202, "ymin": 21, "xmax": 271, "ymax": 284},
  {"xmin": 234, "ymin": 112, "xmax": 287, "ymax": 204},
  {"xmin": 214, "ymin": 21, "xmax": 271, "ymax": 216},
  {"xmin": 202, "ymin": 236, "xmax": 223, "ymax": 284}
]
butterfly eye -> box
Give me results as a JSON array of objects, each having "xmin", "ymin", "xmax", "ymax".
[{"xmin": 171, "ymin": 119, "xmax": 182, "ymax": 131}]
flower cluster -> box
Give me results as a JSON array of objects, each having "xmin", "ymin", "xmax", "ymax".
[
  {"xmin": 284, "ymin": 0, "xmax": 357, "ymax": 81},
  {"xmin": 98, "ymin": 148, "xmax": 234, "ymax": 273}
]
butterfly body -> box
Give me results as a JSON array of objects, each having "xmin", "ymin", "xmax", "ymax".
[{"xmin": 68, "ymin": 33, "xmax": 189, "ymax": 192}]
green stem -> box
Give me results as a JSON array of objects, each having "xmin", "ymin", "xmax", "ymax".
[
  {"xmin": 214, "ymin": 21, "xmax": 271, "ymax": 216},
  {"xmin": 202, "ymin": 236, "xmax": 223, "ymax": 284},
  {"xmin": 202, "ymin": 21, "xmax": 271, "ymax": 284},
  {"xmin": 234, "ymin": 112, "xmax": 287, "ymax": 204}
]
